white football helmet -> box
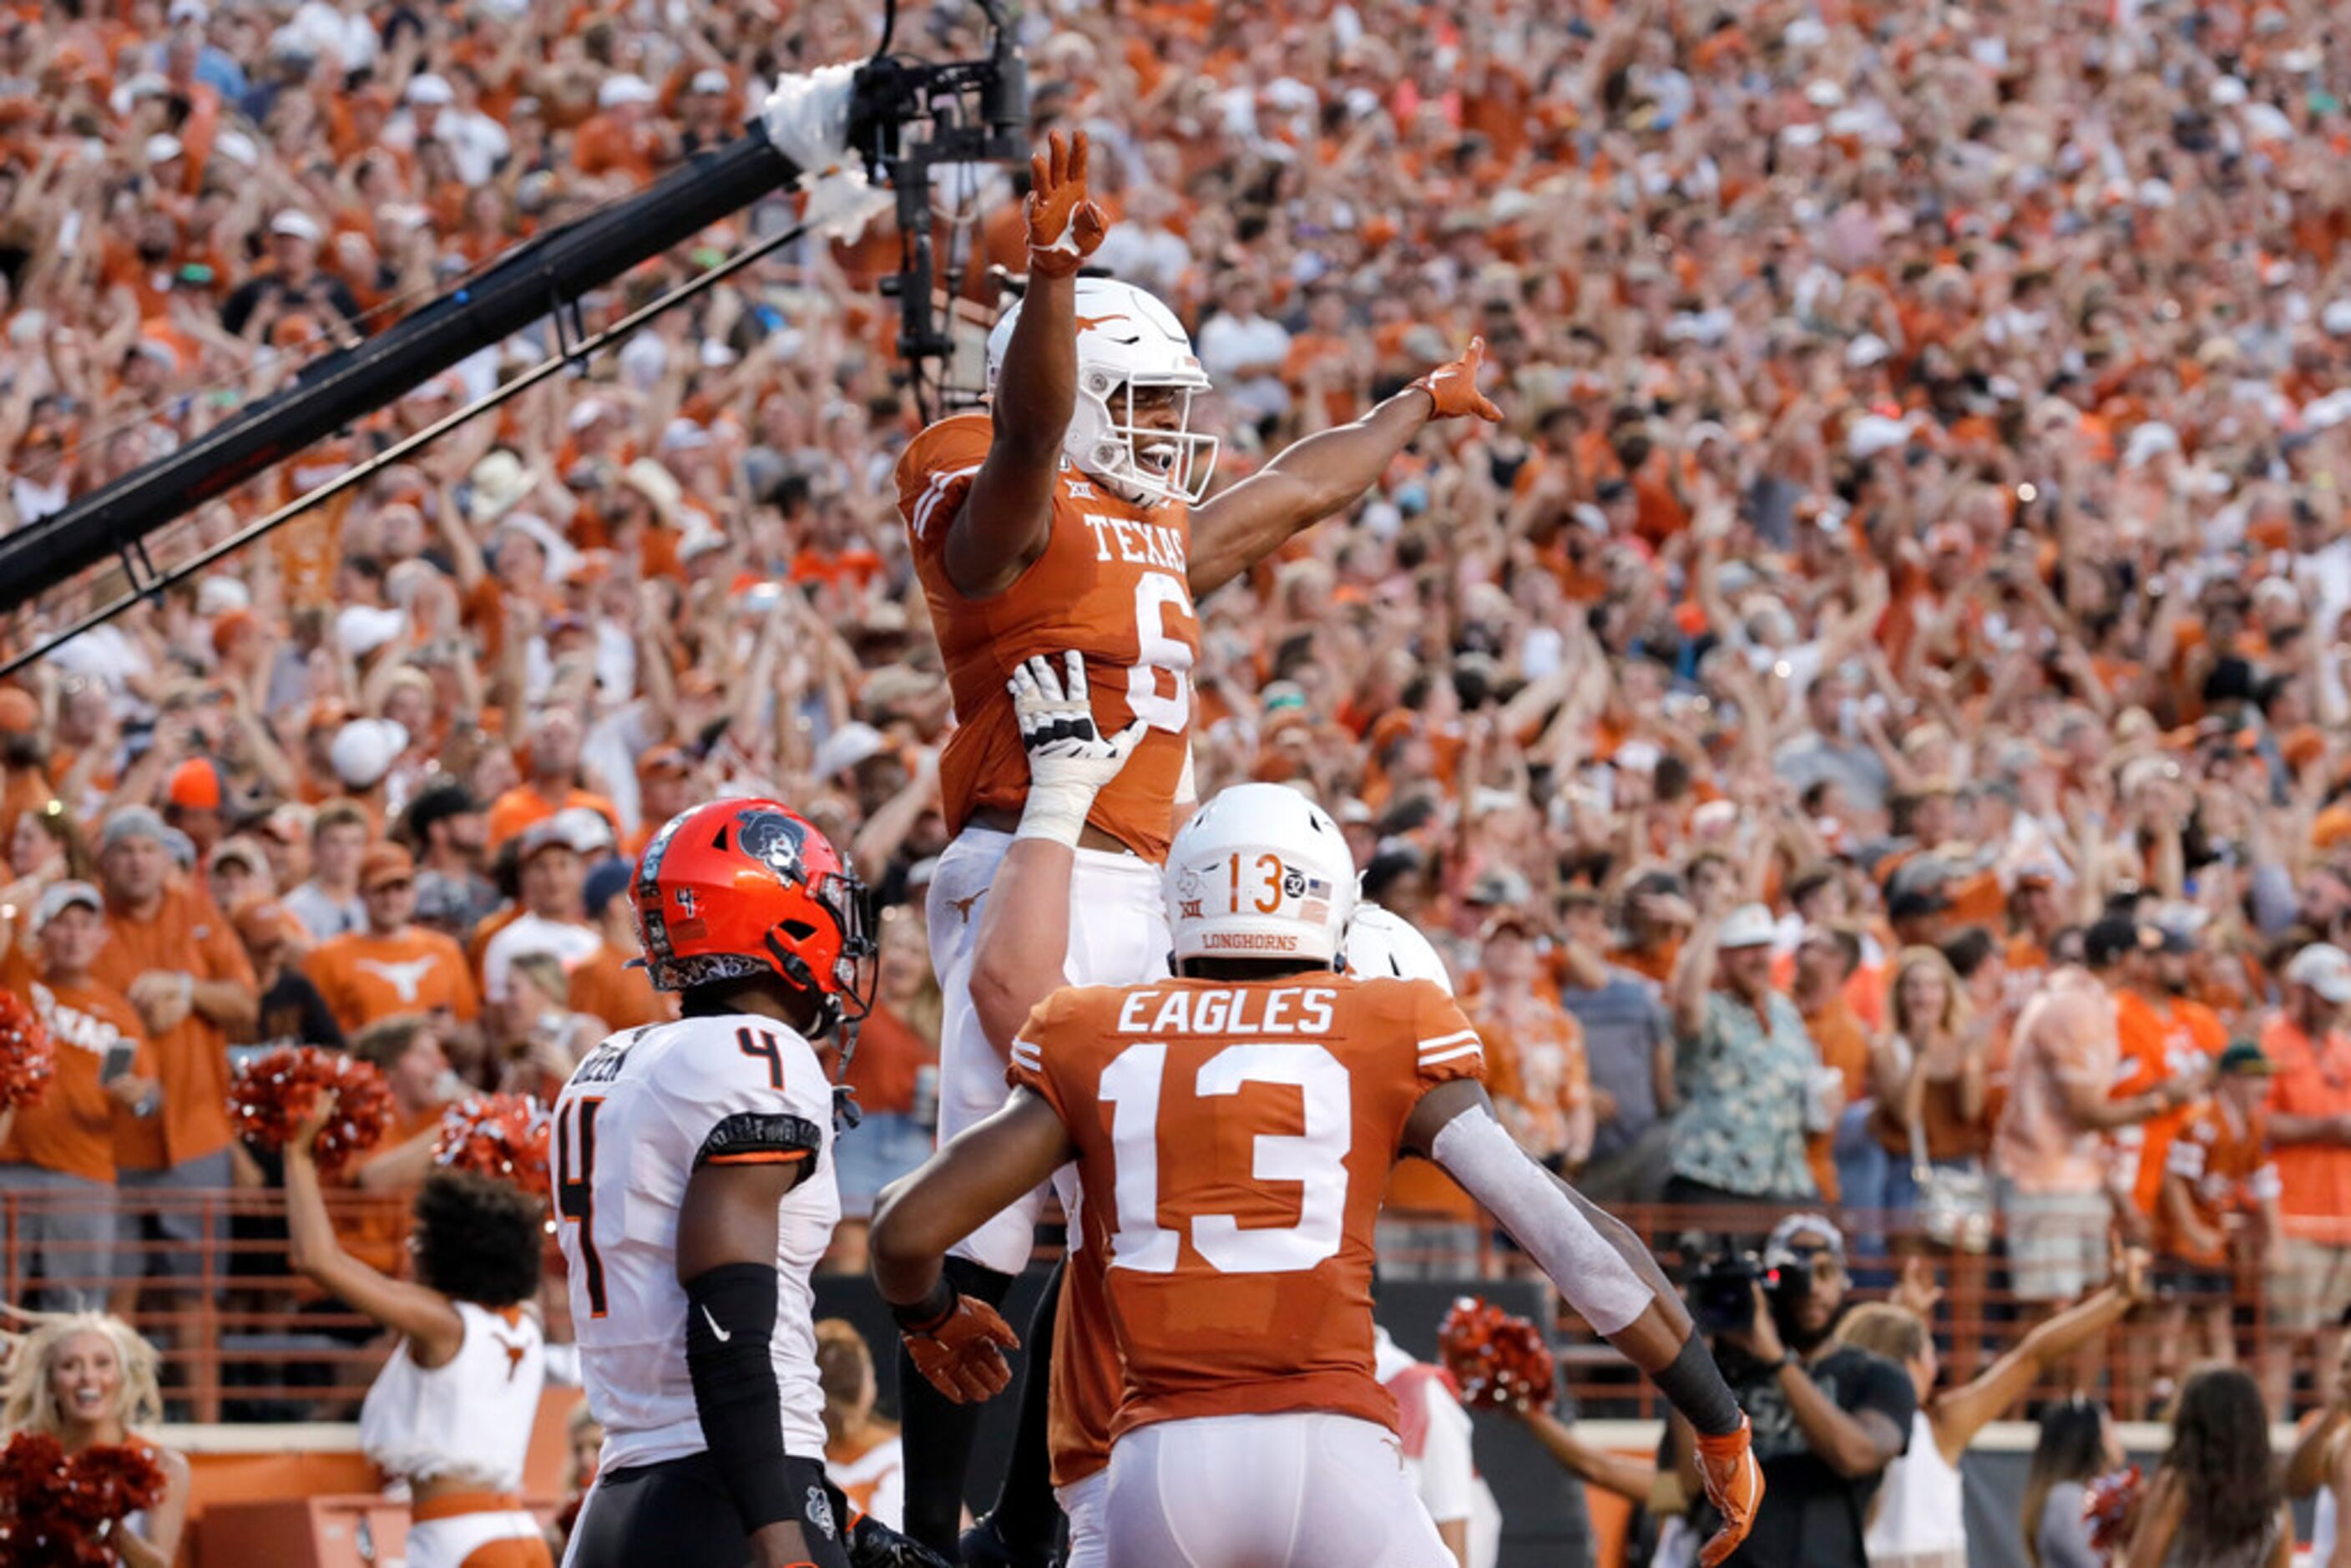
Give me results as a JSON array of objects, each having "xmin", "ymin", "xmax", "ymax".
[
  {"xmin": 1345, "ymin": 903, "xmax": 1455, "ymax": 995},
  {"xmin": 1165, "ymin": 783, "xmax": 1358, "ymax": 970},
  {"xmin": 984, "ymin": 276, "xmax": 1217, "ymax": 508}
]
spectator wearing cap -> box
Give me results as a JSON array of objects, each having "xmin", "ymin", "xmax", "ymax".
[
  {"xmin": 1613, "ymin": 868, "xmax": 1695, "ymax": 985},
  {"xmin": 1995, "ymin": 920, "xmax": 2197, "ymax": 1308},
  {"xmin": 203, "ymin": 837, "xmax": 271, "ymax": 920},
  {"xmin": 88, "ymin": 805, "xmax": 259, "ymax": 1305},
  {"xmin": 302, "ymin": 844, "xmax": 478, "ymax": 1038},
  {"xmin": 1666, "ymin": 902, "xmax": 1820, "ymax": 1211},
  {"xmin": 0, "ymin": 882, "xmax": 154, "ymax": 1309},
  {"xmin": 2156, "ymin": 1042, "xmax": 2286, "ymax": 1409},
  {"xmin": 325, "ymin": 718, "xmax": 408, "ymax": 817},
  {"xmin": 565, "ymin": 857, "xmax": 670, "ymax": 1034},
  {"xmin": 1555, "ymin": 887, "xmax": 1676, "ymax": 1205},
  {"xmin": 623, "ymin": 746, "xmax": 697, "ymax": 860},
  {"xmin": 162, "ymin": 756, "xmax": 228, "ymax": 862},
  {"xmin": 280, "ymin": 800, "xmax": 370, "ymax": 941},
  {"xmin": 233, "ymin": 897, "xmax": 343, "ymax": 1055},
  {"xmin": 2263, "ymin": 943, "xmax": 2351, "ymax": 1394},
  {"xmin": 1473, "ymin": 912, "xmax": 1594, "ymax": 1174},
  {"xmin": 382, "ymin": 68, "xmax": 509, "ymax": 189},
  {"xmin": 573, "ymin": 73, "xmax": 668, "ymax": 185},
  {"xmin": 479, "ymin": 811, "xmax": 607, "ymax": 1005},
  {"xmin": 675, "ymin": 68, "xmax": 736, "ymax": 158},
  {"xmin": 219, "ymin": 210, "xmax": 361, "ymax": 338},
  {"xmin": 402, "ymin": 783, "xmax": 496, "ymax": 940},
  {"xmin": 484, "ymin": 708, "xmax": 617, "ymax": 852}
]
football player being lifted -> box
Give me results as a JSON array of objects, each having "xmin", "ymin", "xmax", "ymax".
[{"xmin": 893, "ymin": 126, "xmax": 1504, "ymax": 1555}]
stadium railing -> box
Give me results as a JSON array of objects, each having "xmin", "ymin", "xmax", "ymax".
[{"xmin": 0, "ymin": 1187, "xmax": 2301, "ymax": 1424}]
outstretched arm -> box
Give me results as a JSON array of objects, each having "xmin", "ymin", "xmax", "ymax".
[
  {"xmin": 1404, "ymin": 1076, "xmax": 1759, "ymax": 1567},
  {"xmin": 944, "ymin": 132, "xmax": 1108, "ymax": 599},
  {"xmin": 1929, "ymin": 1251, "xmax": 2146, "ymax": 1459},
  {"xmin": 282, "ymin": 1098, "xmax": 465, "ymax": 1361},
  {"xmin": 1187, "ymin": 337, "xmax": 1503, "ymax": 597}
]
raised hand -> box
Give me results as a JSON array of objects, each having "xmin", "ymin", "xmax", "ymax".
[
  {"xmin": 1409, "ymin": 335, "xmax": 1505, "ymax": 423},
  {"xmin": 1009, "ymin": 650, "xmax": 1145, "ymax": 789},
  {"xmin": 1024, "ymin": 130, "xmax": 1107, "ymax": 279}
]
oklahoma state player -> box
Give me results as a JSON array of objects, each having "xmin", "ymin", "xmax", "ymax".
[
  {"xmin": 871, "ymin": 782, "xmax": 1761, "ymax": 1568},
  {"xmin": 897, "ymin": 127, "xmax": 1502, "ymax": 1550}
]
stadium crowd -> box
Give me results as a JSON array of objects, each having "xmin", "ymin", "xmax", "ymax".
[{"xmin": 6, "ymin": 0, "xmax": 2351, "ymax": 1554}]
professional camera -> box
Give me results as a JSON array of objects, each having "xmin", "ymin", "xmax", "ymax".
[{"xmin": 1687, "ymin": 1250, "xmax": 1808, "ymax": 1336}]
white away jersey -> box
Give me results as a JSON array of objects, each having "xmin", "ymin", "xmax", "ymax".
[{"xmin": 553, "ymin": 1014, "xmax": 841, "ymax": 1470}]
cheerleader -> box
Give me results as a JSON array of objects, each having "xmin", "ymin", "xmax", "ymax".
[
  {"xmin": 286, "ymin": 1095, "xmax": 553, "ymax": 1567},
  {"xmin": 0, "ymin": 1310, "xmax": 190, "ymax": 1566}
]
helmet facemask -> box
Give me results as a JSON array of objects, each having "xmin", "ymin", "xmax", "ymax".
[{"xmin": 1073, "ymin": 369, "xmax": 1218, "ymax": 507}]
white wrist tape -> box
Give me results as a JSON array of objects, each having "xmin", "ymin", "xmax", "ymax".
[
  {"xmin": 1014, "ymin": 780, "xmax": 1095, "ymax": 847},
  {"xmin": 1431, "ymin": 1108, "xmax": 1653, "ymax": 1335}
]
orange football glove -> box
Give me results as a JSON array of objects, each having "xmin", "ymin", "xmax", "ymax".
[
  {"xmin": 901, "ymin": 1295, "xmax": 1020, "ymax": 1404},
  {"xmin": 1694, "ymin": 1415, "xmax": 1764, "ymax": 1568},
  {"xmin": 1024, "ymin": 129, "xmax": 1108, "ymax": 279},
  {"xmin": 1409, "ymin": 335, "xmax": 1504, "ymax": 422}
]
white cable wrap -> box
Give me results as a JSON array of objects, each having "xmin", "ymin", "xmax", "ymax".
[
  {"xmin": 759, "ymin": 63, "xmax": 893, "ymax": 243},
  {"xmin": 1429, "ymin": 1107, "xmax": 1653, "ymax": 1336}
]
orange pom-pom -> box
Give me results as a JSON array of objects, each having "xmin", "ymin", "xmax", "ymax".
[
  {"xmin": 227, "ymin": 1047, "xmax": 394, "ymax": 1181},
  {"xmin": 0, "ymin": 989, "xmax": 55, "ymax": 1110},
  {"xmin": 1437, "ymin": 1297, "xmax": 1556, "ymax": 1412},
  {"xmin": 434, "ymin": 1092, "xmax": 551, "ymax": 1196},
  {"xmin": 0, "ymin": 1433, "xmax": 166, "ymax": 1565}
]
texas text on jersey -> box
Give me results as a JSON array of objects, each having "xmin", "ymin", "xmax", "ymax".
[
  {"xmin": 897, "ymin": 410, "xmax": 1198, "ymax": 863},
  {"xmin": 1007, "ymin": 972, "xmax": 1484, "ymax": 1441},
  {"xmin": 554, "ymin": 1015, "xmax": 840, "ymax": 1471}
]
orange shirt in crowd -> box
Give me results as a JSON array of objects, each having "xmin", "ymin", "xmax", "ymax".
[
  {"xmin": 1474, "ymin": 994, "xmax": 1589, "ymax": 1165},
  {"xmin": 304, "ymin": 927, "xmax": 480, "ymax": 1035},
  {"xmin": 93, "ymin": 881, "xmax": 256, "ymax": 1171},
  {"xmin": 2263, "ymin": 1011, "xmax": 2351, "ymax": 1240},
  {"xmin": 0, "ymin": 960, "xmax": 153, "ymax": 1184},
  {"xmin": 2159, "ymin": 1095, "xmax": 2280, "ymax": 1267},
  {"xmin": 484, "ymin": 783, "xmax": 619, "ymax": 851},
  {"xmin": 2111, "ymin": 990, "xmax": 2228, "ymax": 1216},
  {"xmin": 1799, "ymin": 990, "xmax": 1871, "ymax": 1202},
  {"xmin": 568, "ymin": 943, "xmax": 671, "ymax": 1034}
]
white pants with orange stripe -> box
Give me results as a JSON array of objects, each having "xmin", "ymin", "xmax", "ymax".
[
  {"xmin": 1103, "ymin": 1412, "xmax": 1453, "ymax": 1567},
  {"xmin": 926, "ymin": 825, "xmax": 1170, "ymax": 1275},
  {"xmin": 406, "ymin": 1498, "xmax": 553, "ymax": 1568}
]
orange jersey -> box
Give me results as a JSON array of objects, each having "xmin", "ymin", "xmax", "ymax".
[
  {"xmin": 0, "ymin": 968, "xmax": 152, "ymax": 1184},
  {"xmin": 1008, "ymin": 974, "xmax": 1484, "ymax": 1443},
  {"xmin": 2111, "ymin": 992, "xmax": 2227, "ymax": 1214},
  {"xmin": 2159, "ymin": 1096, "xmax": 2280, "ymax": 1265},
  {"xmin": 304, "ymin": 927, "xmax": 479, "ymax": 1035},
  {"xmin": 897, "ymin": 413, "xmax": 1198, "ymax": 862}
]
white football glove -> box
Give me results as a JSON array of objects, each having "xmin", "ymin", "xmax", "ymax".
[{"xmin": 1009, "ymin": 650, "xmax": 1145, "ymax": 847}]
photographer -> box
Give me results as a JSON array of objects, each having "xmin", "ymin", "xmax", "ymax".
[{"xmin": 1680, "ymin": 1216, "xmax": 1913, "ymax": 1568}]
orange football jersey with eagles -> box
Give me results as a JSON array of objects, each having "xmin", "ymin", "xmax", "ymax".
[
  {"xmin": 897, "ymin": 412, "xmax": 1197, "ymax": 862},
  {"xmin": 1008, "ymin": 974, "xmax": 1485, "ymax": 1443}
]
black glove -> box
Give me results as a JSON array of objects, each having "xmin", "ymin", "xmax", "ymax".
[{"xmin": 837, "ymin": 1483, "xmax": 956, "ymax": 1568}]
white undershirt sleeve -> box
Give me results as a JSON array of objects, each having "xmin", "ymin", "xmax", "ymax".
[{"xmin": 1429, "ymin": 1106, "xmax": 1654, "ymax": 1335}]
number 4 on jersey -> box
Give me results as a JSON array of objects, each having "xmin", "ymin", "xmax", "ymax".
[{"xmin": 556, "ymin": 1096, "xmax": 606, "ymax": 1317}]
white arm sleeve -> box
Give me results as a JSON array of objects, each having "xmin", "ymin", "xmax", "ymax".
[{"xmin": 1428, "ymin": 1105, "xmax": 1654, "ymax": 1335}]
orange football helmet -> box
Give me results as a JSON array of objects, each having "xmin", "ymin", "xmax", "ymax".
[{"xmin": 630, "ymin": 797, "xmax": 876, "ymax": 1029}]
